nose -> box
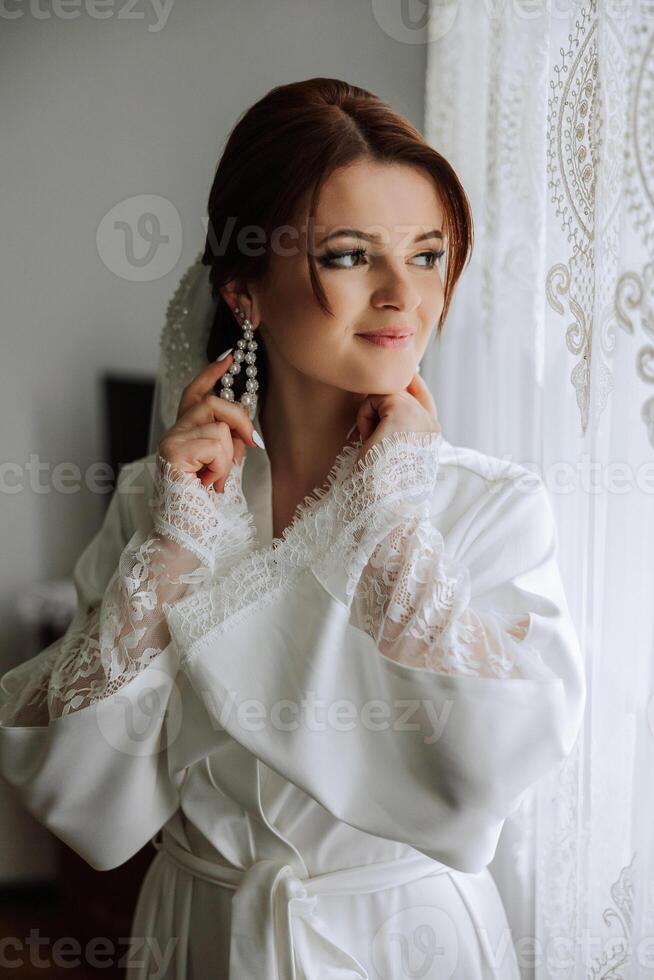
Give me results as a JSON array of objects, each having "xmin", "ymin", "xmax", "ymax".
[{"xmin": 370, "ymin": 264, "xmax": 422, "ymax": 314}]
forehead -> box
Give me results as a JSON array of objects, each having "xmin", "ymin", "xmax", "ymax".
[{"xmin": 309, "ymin": 160, "xmax": 444, "ymax": 241}]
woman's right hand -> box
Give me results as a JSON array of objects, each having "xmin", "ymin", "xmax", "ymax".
[{"xmin": 158, "ymin": 353, "xmax": 260, "ymax": 493}]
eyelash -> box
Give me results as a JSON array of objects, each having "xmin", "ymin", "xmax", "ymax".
[{"xmin": 317, "ymin": 247, "xmax": 445, "ymax": 270}]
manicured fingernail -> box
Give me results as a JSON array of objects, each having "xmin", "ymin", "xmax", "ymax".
[
  {"xmin": 216, "ymin": 347, "xmax": 233, "ymax": 361},
  {"xmin": 252, "ymin": 430, "xmax": 265, "ymax": 449}
]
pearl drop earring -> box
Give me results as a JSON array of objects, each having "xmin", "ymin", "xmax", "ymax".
[{"xmin": 218, "ymin": 306, "xmax": 259, "ymax": 420}]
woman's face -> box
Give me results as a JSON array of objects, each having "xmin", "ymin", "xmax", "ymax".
[{"xmin": 242, "ymin": 158, "xmax": 446, "ymax": 397}]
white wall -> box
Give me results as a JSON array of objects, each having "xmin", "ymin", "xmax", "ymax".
[{"xmin": 0, "ymin": 0, "xmax": 426, "ymax": 880}]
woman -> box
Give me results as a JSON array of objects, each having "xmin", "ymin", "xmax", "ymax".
[{"xmin": 0, "ymin": 78, "xmax": 585, "ymax": 979}]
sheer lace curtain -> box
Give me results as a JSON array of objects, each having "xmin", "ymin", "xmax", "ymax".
[{"xmin": 423, "ymin": 2, "xmax": 654, "ymax": 977}]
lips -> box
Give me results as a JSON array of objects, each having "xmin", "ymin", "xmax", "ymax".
[
  {"xmin": 357, "ymin": 329, "xmax": 416, "ymax": 338},
  {"xmin": 356, "ymin": 332, "xmax": 415, "ymax": 348}
]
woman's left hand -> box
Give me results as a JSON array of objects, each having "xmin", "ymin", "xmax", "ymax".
[{"xmin": 353, "ymin": 373, "xmax": 442, "ymax": 466}]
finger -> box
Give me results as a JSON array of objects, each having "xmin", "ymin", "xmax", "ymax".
[
  {"xmin": 355, "ymin": 394, "xmax": 382, "ymax": 442},
  {"xmin": 182, "ymin": 437, "xmax": 232, "ymax": 488},
  {"xmin": 232, "ymin": 436, "xmax": 246, "ymax": 467},
  {"xmin": 175, "ymin": 424, "xmax": 245, "ymax": 488},
  {"xmin": 176, "ymin": 421, "xmax": 235, "ymax": 452},
  {"xmin": 158, "ymin": 441, "xmax": 228, "ymax": 489},
  {"xmin": 176, "ymin": 394, "xmax": 258, "ymax": 448},
  {"xmin": 177, "ymin": 355, "xmax": 235, "ymax": 419},
  {"xmin": 180, "ymin": 422, "xmax": 242, "ymax": 482},
  {"xmin": 406, "ymin": 373, "xmax": 438, "ymax": 419},
  {"xmin": 194, "ymin": 431, "xmax": 248, "ymax": 488}
]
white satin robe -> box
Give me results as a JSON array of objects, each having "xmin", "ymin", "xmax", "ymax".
[{"xmin": 0, "ymin": 414, "xmax": 586, "ymax": 980}]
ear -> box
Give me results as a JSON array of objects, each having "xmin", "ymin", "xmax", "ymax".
[
  {"xmin": 217, "ymin": 280, "xmax": 241, "ymax": 317},
  {"xmin": 218, "ymin": 280, "xmax": 262, "ymax": 329}
]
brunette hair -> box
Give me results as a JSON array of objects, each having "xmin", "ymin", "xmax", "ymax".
[{"xmin": 202, "ymin": 76, "xmax": 474, "ymax": 404}]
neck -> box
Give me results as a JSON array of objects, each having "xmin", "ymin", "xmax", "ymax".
[{"xmin": 258, "ymin": 379, "xmax": 363, "ymax": 492}]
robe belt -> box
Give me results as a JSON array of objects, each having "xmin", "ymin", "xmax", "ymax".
[{"xmin": 152, "ymin": 825, "xmax": 452, "ymax": 979}]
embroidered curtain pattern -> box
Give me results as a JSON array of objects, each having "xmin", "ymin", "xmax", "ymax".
[{"xmin": 424, "ymin": 2, "xmax": 654, "ymax": 977}]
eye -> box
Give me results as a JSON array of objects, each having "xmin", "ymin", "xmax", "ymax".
[
  {"xmin": 317, "ymin": 247, "xmax": 368, "ymax": 269},
  {"xmin": 412, "ymin": 249, "xmax": 445, "ymax": 269},
  {"xmin": 316, "ymin": 247, "xmax": 446, "ymax": 270}
]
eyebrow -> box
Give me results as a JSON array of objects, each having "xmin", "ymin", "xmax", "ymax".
[{"xmin": 315, "ymin": 227, "xmax": 444, "ymax": 246}]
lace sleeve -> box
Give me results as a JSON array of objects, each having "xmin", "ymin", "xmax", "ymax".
[
  {"xmin": 0, "ymin": 454, "xmax": 257, "ymax": 727},
  {"xmin": 350, "ymin": 512, "xmax": 533, "ymax": 678},
  {"xmin": 312, "ymin": 431, "xmax": 550, "ymax": 680}
]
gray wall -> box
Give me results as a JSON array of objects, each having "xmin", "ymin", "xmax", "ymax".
[{"xmin": 0, "ymin": 0, "xmax": 426, "ymax": 879}]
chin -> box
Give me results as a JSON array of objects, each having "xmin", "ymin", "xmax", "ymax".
[{"xmin": 355, "ymin": 374, "xmax": 414, "ymax": 395}]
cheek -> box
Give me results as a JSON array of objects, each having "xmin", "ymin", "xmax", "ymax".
[
  {"xmin": 265, "ymin": 301, "xmax": 340, "ymax": 371},
  {"xmin": 429, "ymin": 277, "xmax": 446, "ymax": 312}
]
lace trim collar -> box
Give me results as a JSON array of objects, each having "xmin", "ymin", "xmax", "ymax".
[
  {"xmin": 165, "ymin": 427, "xmax": 443, "ymax": 662},
  {"xmin": 244, "ymin": 401, "xmax": 446, "ymax": 553}
]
